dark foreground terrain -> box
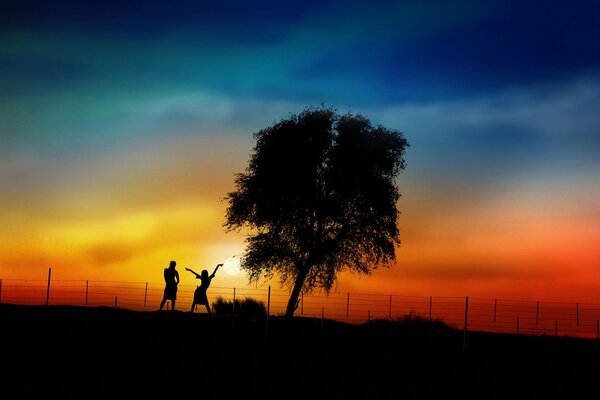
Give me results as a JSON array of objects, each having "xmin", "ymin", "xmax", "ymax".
[{"xmin": 1, "ymin": 304, "xmax": 599, "ymax": 399}]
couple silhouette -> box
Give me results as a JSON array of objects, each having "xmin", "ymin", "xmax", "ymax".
[{"xmin": 159, "ymin": 260, "xmax": 222, "ymax": 313}]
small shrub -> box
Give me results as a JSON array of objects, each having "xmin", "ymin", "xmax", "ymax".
[
  {"xmin": 397, "ymin": 314, "xmax": 451, "ymax": 334},
  {"xmin": 212, "ymin": 296, "xmax": 266, "ymax": 319},
  {"xmin": 366, "ymin": 314, "xmax": 451, "ymax": 337}
]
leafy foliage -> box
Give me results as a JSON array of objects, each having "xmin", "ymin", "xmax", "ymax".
[{"xmin": 225, "ymin": 106, "xmax": 409, "ymax": 316}]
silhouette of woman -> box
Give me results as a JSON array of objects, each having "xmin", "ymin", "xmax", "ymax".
[
  {"xmin": 186, "ymin": 263, "xmax": 222, "ymax": 314},
  {"xmin": 160, "ymin": 260, "xmax": 180, "ymax": 311}
]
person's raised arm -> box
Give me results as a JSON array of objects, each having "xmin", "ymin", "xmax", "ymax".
[
  {"xmin": 185, "ymin": 267, "xmax": 201, "ymax": 279},
  {"xmin": 210, "ymin": 264, "xmax": 223, "ymax": 278}
]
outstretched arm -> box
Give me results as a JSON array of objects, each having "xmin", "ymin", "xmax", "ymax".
[
  {"xmin": 185, "ymin": 267, "xmax": 201, "ymax": 278},
  {"xmin": 210, "ymin": 264, "xmax": 223, "ymax": 278}
]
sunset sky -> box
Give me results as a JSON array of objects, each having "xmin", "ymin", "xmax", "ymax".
[{"xmin": 2, "ymin": 0, "xmax": 599, "ymax": 303}]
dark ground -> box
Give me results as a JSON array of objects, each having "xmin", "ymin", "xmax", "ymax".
[{"xmin": 1, "ymin": 304, "xmax": 599, "ymax": 399}]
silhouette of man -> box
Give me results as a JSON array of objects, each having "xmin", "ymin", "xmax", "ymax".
[
  {"xmin": 186, "ymin": 264, "xmax": 222, "ymax": 314},
  {"xmin": 160, "ymin": 260, "xmax": 180, "ymax": 311}
]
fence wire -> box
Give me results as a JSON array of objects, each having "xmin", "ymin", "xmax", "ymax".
[{"xmin": 1, "ymin": 277, "xmax": 599, "ymax": 339}]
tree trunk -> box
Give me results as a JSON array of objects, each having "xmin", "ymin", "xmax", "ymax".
[{"xmin": 285, "ymin": 267, "xmax": 309, "ymax": 318}]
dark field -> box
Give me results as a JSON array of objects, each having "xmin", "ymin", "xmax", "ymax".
[{"xmin": 2, "ymin": 304, "xmax": 599, "ymax": 399}]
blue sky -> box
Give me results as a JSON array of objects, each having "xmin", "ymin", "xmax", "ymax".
[{"xmin": 2, "ymin": 1, "xmax": 599, "ymax": 153}]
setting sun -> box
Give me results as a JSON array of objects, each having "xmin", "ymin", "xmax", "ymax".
[{"xmin": 222, "ymin": 256, "xmax": 241, "ymax": 276}]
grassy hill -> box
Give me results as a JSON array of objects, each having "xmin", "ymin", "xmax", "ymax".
[{"xmin": 2, "ymin": 304, "xmax": 599, "ymax": 399}]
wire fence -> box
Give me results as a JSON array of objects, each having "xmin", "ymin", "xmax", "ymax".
[{"xmin": 1, "ymin": 273, "xmax": 600, "ymax": 340}]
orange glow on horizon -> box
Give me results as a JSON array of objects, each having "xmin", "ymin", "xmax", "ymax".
[{"xmin": 1, "ymin": 133, "xmax": 599, "ymax": 313}]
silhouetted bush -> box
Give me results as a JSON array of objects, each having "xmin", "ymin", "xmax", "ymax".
[
  {"xmin": 366, "ymin": 314, "xmax": 451, "ymax": 338},
  {"xmin": 212, "ymin": 296, "xmax": 266, "ymax": 319},
  {"xmin": 396, "ymin": 314, "xmax": 452, "ymax": 333}
]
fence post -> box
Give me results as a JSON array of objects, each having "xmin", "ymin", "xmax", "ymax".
[
  {"xmin": 493, "ymin": 298, "xmax": 497, "ymax": 323},
  {"xmin": 233, "ymin": 288, "xmax": 236, "ymax": 314},
  {"xmin": 429, "ymin": 296, "xmax": 432, "ymax": 321},
  {"xmin": 536, "ymin": 301, "xmax": 539, "ymax": 325},
  {"xmin": 265, "ymin": 286, "xmax": 270, "ymax": 341},
  {"xmin": 576, "ymin": 302, "xmax": 579, "ymax": 326},
  {"xmin": 388, "ymin": 294, "xmax": 392, "ymax": 319},
  {"xmin": 516, "ymin": 316, "xmax": 520, "ymax": 334},
  {"xmin": 85, "ymin": 280, "xmax": 89, "ymax": 305},
  {"xmin": 267, "ymin": 286, "xmax": 271, "ymax": 316},
  {"xmin": 463, "ymin": 296, "xmax": 469, "ymax": 352},
  {"xmin": 346, "ymin": 292, "xmax": 350, "ymax": 317},
  {"xmin": 143, "ymin": 282, "xmax": 148, "ymax": 307},
  {"xmin": 46, "ymin": 267, "xmax": 52, "ymax": 305}
]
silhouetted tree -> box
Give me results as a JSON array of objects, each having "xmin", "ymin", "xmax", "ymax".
[{"xmin": 225, "ymin": 107, "xmax": 409, "ymax": 317}]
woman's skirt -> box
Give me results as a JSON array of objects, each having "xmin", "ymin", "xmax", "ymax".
[
  {"xmin": 163, "ymin": 283, "xmax": 177, "ymax": 300},
  {"xmin": 193, "ymin": 287, "xmax": 208, "ymax": 305}
]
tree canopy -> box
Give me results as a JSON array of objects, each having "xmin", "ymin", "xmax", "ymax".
[{"xmin": 224, "ymin": 107, "xmax": 409, "ymax": 317}]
